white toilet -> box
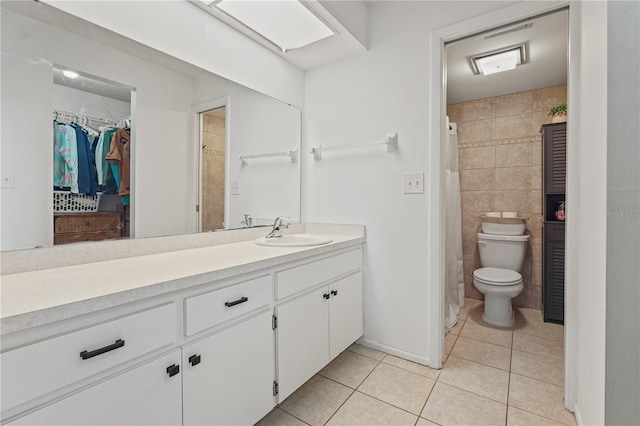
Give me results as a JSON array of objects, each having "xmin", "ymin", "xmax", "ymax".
[{"xmin": 473, "ymin": 232, "xmax": 529, "ymax": 327}]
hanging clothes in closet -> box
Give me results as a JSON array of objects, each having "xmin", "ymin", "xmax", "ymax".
[
  {"xmin": 53, "ymin": 120, "xmax": 98, "ymax": 195},
  {"xmin": 96, "ymin": 127, "xmax": 119, "ymax": 195},
  {"xmin": 106, "ymin": 127, "xmax": 131, "ymax": 206},
  {"xmin": 53, "ymin": 112, "xmax": 129, "ymax": 197},
  {"xmin": 71, "ymin": 123, "xmax": 97, "ymax": 196},
  {"xmin": 53, "ymin": 122, "xmax": 78, "ymax": 192}
]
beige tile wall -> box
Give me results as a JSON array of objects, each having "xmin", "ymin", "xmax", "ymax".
[
  {"xmin": 202, "ymin": 114, "xmax": 226, "ymax": 231},
  {"xmin": 448, "ymin": 85, "xmax": 566, "ymax": 309}
]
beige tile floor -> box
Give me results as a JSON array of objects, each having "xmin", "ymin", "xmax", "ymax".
[{"xmin": 256, "ymin": 299, "xmax": 575, "ymax": 426}]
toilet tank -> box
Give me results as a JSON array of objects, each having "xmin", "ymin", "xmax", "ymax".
[{"xmin": 477, "ymin": 233, "xmax": 529, "ymax": 271}]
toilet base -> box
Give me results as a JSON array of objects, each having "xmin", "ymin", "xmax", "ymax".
[
  {"xmin": 482, "ymin": 296, "xmax": 514, "ymax": 328},
  {"xmin": 473, "ymin": 278, "xmax": 523, "ymax": 328}
]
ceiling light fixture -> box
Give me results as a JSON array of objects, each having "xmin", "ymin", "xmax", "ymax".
[
  {"xmin": 468, "ymin": 43, "xmax": 528, "ymax": 76},
  {"xmin": 62, "ymin": 70, "xmax": 79, "ymax": 79},
  {"xmin": 192, "ymin": 0, "xmax": 335, "ymax": 53}
]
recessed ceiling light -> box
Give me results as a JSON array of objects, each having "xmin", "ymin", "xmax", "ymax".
[
  {"xmin": 193, "ymin": 0, "xmax": 335, "ymax": 53},
  {"xmin": 62, "ymin": 70, "xmax": 79, "ymax": 79},
  {"xmin": 468, "ymin": 43, "xmax": 528, "ymax": 76}
]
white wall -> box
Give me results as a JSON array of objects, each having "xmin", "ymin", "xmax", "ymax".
[
  {"xmin": 565, "ymin": 1, "xmax": 608, "ymax": 424},
  {"xmin": 605, "ymin": 1, "xmax": 639, "ymax": 425},
  {"xmin": 43, "ymin": 0, "xmax": 304, "ymax": 108},
  {"xmin": 193, "ymin": 75, "xmax": 301, "ymax": 229},
  {"xmin": 1, "ymin": 8, "xmax": 194, "ymax": 249},
  {"xmin": 53, "ymin": 85, "xmax": 131, "ymax": 121},
  {"xmin": 304, "ymin": 1, "xmax": 517, "ymax": 362},
  {"xmin": 1, "ymin": 53, "xmax": 54, "ymax": 249}
]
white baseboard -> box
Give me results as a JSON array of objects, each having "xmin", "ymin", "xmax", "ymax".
[
  {"xmin": 573, "ymin": 405, "xmax": 582, "ymax": 425},
  {"xmin": 357, "ymin": 338, "xmax": 432, "ymax": 367}
]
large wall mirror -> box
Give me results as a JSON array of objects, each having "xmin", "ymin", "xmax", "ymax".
[{"xmin": 0, "ymin": 1, "xmax": 301, "ymax": 251}]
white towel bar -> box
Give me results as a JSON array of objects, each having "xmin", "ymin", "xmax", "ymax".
[
  {"xmin": 239, "ymin": 148, "xmax": 298, "ymax": 164},
  {"xmin": 310, "ymin": 133, "xmax": 398, "ymax": 161}
]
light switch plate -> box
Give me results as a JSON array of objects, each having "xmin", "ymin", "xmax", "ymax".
[
  {"xmin": 403, "ymin": 172, "xmax": 424, "ymax": 194},
  {"xmin": 1, "ymin": 171, "xmax": 15, "ymax": 189}
]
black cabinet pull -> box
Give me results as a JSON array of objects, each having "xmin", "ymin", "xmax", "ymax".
[
  {"xmin": 80, "ymin": 339, "xmax": 125, "ymax": 360},
  {"xmin": 323, "ymin": 293, "xmax": 330, "ymax": 300},
  {"xmin": 166, "ymin": 364, "xmax": 180, "ymax": 377},
  {"xmin": 331, "ymin": 290, "xmax": 338, "ymax": 296},
  {"xmin": 189, "ymin": 354, "xmax": 201, "ymax": 366},
  {"xmin": 225, "ymin": 296, "xmax": 248, "ymax": 308}
]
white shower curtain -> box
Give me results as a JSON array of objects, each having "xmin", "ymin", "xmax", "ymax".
[{"xmin": 444, "ymin": 120, "xmax": 465, "ymax": 333}]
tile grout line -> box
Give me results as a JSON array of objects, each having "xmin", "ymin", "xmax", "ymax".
[
  {"xmin": 328, "ymin": 352, "xmax": 441, "ymax": 423},
  {"xmin": 505, "ymin": 326, "xmax": 514, "ymax": 426},
  {"xmin": 321, "ymin": 352, "xmax": 385, "ymax": 425},
  {"xmin": 348, "ymin": 346, "xmax": 441, "ymax": 381}
]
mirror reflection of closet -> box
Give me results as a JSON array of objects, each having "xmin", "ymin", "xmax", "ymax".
[{"xmin": 52, "ymin": 67, "xmax": 135, "ymax": 245}]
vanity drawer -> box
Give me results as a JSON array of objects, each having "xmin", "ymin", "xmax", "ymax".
[
  {"xmin": 1, "ymin": 303, "xmax": 177, "ymax": 412},
  {"xmin": 276, "ymin": 249, "xmax": 362, "ymax": 300},
  {"xmin": 184, "ymin": 275, "xmax": 272, "ymax": 336}
]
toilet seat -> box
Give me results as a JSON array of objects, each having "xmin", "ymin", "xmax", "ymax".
[{"xmin": 473, "ymin": 267, "xmax": 522, "ymax": 286}]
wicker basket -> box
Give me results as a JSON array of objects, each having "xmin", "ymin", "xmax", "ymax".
[{"xmin": 53, "ymin": 191, "xmax": 101, "ymax": 212}]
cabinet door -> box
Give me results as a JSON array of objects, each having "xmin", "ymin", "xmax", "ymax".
[
  {"xmin": 543, "ymin": 240, "xmax": 565, "ymax": 324},
  {"xmin": 543, "ymin": 123, "xmax": 567, "ymax": 194},
  {"xmin": 8, "ymin": 350, "xmax": 182, "ymax": 426},
  {"xmin": 329, "ymin": 272, "xmax": 363, "ymax": 360},
  {"xmin": 182, "ymin": 311, "xmax": 275, "ymax": 426},
  {"xmin": 276, "ymin": 286, "xmax": 330, "ymax": 401}
]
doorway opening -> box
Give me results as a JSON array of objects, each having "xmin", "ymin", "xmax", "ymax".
[
  {"xmin": 438, "ymin": 9, "xmax": 570, "ymax": 410},
  {"xmin": 198, "ymin": 106, "xmax": 227, "ymax": 232}
]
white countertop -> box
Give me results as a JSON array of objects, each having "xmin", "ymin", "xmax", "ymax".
[{"xmin": 1, "ymin": 231, "xmax": 364, "ymax": 335}]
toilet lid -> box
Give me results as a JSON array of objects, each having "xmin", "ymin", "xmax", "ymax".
[{"xmin": 474, "ymin": 267, "xmax": 522, "ymax": 285}]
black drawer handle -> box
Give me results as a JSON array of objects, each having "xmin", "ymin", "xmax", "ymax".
[
  {"xmin": 166, "ymin": 364, "xmax": 180, "ymax": 377},
  {"xmin": 189, "ymin": 354, "xmax": 201, "ymax": 366},
  {"xmin": 331, "ymin": 290, "xmax": 338, "ymax": 296},
  {"xmin": 225, "ymin": 296, "xmax": 248, "ymax": 308},
  {"xmin": 80, "ymin": 339, "xmax": 125, "ymax": 360},
  {"xmin": 323, "ymin": 293, "xmax": 330, "ymax": 300}
]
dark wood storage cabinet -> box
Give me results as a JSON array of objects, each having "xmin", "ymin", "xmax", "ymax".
[
  {"xmin": 54, "ymin": 212, "xmax": 122, "ymax": 245},
  {"xmin": 541, "ymin": 123, "xmax": 566, "ymax": 324}
]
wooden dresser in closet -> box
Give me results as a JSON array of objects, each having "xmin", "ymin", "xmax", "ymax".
[{"xmin": 54, "ymin": 212, "xmax": 121, "ymax": 245}]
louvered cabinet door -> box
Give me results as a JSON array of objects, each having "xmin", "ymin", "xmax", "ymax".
[
  {"xmin": 543, "ymin": 123, "xmax": 567, "ymax": 194},
  {"xmin": 543, "ymin": 223, "xmax": 565, "ymax": 324}
]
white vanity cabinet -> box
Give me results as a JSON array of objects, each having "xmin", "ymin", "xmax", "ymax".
[
  {"xmin": 1, "ymin": 303, "xmax": 178, "ymax": 417},
  {"xmin": 275, "ymin": 249, "xmax": 363, "ymax": 401},
  {"xmin": 328, "ymin": 272, "xmax": 364, "ymax": 359},
  {"xmin": 8, "ymin": 349, "xmax": 183, "ymax": 426},
  {"xmin": 182, "ymin": 310, "xmax": 275, "ymax": 426},
  {"xmin": 276, "ymin": 286, "xmax": 331, "ymax": 401},
  {"xmin": 1, "ymin": 235, "xmax": 365, "ymax": 426}
]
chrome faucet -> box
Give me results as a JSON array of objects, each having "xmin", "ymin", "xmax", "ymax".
[
  {"xmin": 265, "ymin": 216, "xmax": 289, "ymax": 239},
  {"xmin": 241, "ymin": 214, "xmax": 254, "ymax": 228}
]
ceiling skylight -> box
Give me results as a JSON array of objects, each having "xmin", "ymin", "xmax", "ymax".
[
  {"xmin": 468, "ymin": 43, "xmax": 528, "ymax": 76},
  {"xmin": 197, "ymin": 0, "xmax": 335, "ymax": 53}
]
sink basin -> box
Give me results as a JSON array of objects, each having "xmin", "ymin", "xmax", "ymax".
[{"xmin": 255, "ymin": 234, "xmax": 332, "ymax": 247}]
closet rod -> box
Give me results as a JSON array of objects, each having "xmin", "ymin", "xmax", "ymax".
[
  {"xmin": 53, "ymin": 109, "xmax": 117, "ymax": 126},
  {"xmin": 310, "ymin": 133, "xmax": 398, "ymax": 161}
]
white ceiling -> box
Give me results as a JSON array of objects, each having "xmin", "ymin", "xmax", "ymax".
[
  {"xmin": 446, "ymin": 9, "xmax": 568, "ymax": 104},
  {"xmin": 189, "ymin": 0, "xmax": 369, "ymax": 71}
]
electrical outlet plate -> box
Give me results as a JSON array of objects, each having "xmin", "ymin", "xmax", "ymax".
[{"xmin": 403, "ymin": 172, "xmax": 424, "ymax": 194}]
